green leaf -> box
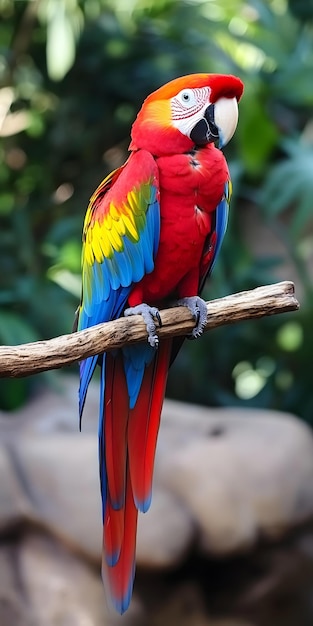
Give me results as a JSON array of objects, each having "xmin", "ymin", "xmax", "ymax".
[
  {"xmin": 0, "ymin": 192, "xmax": 15, "ymax": 215},
  {"xmin": 46, "ymin": 4, "xmax": 77, "ymax": 81},
  {"xmin": 237, "ymin": 89, "xmax": 279, "ymax": 176},
  {"xmin": 261, "ymin": 142, "xmax": 313, "ymax": 235}
]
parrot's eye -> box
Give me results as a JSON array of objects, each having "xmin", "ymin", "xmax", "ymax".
[
  {"xmin": 177, "ymin": 89, "xmax": 196, "ymax": 108},
  {"xmin": 171, "ymin": 86, "xmax": 211, "ymax": 123}
]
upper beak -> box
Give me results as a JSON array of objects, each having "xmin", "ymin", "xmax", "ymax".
[
  {"xmin": 190, "ymin": 97, "xmax": 239, "ymax": 149},
  {"xmin": 190, "ymin": 104, "xmax": 219, "ymax": 147}
]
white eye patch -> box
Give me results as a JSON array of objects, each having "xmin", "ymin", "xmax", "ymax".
[{"xmin": 171, "ymin": 86, "xmax": 211, "ymax": 120}]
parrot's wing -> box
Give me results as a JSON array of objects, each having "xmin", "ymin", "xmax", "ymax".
[
  {"xmin": 77, "ymin": 149, "xmax": 160, "ymax": 418},
  {"xmin": 199, "ymin": 179, "xmax": 231, "ymax": 291},
  {"xmin": 76, "ymin": 150, "xmax": 161, "ymax": 613}
]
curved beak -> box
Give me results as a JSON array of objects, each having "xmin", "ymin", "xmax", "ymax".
[
  {"xmin": 190, "ymin": 104, "xmax": 218, "ymax": 147},
  {"xmin": 190, "ymin": 97, "xmax": 239, "ymax": 149}
]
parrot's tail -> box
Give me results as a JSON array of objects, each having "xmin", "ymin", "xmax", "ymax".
[{"xmin": 100, "ymin": 340, "xmax": 172, "ymax": 613}]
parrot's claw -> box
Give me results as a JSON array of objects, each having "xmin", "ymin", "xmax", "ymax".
[
  {"xmin": 124, "ymin": 304, "xmax": 162, "ymax": 348},
  {"xmin": 177, "ymin": 296, "xmax": 208, "ymax": 339}
]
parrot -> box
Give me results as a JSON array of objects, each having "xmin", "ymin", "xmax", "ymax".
[{"xmin": 75, "ymin": 73, "xmax": 244, "ymax": 614}]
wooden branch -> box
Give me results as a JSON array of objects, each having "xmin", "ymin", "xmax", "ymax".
[{"xmin": 0, "ymin": 281, "xmax": 299, "ymax": 378}]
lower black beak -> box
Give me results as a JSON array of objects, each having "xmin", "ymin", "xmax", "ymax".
[{"xmin": 190, "ymin": 104, "xmax": 219, "ymax": 146}]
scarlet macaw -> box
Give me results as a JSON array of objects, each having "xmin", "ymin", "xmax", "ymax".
[{"xmin": 76, "ymin": 73, "xmax": 244, "ymax": 613}]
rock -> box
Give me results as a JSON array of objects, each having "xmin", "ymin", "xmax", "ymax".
[
  {"xmin": 137, "ymin": 487, "xmax": 194, "ymax": 568},
  {"xmin": 2, "ymin": 381, "xmax": 313, "ymax": 566},
  {"xmin": 0, "ymin": 545, "xmax": 34, "ymax": 626},
  {"xmin": 0, "ymin": 534, "xmax": 143, "ymax": 626},
  {"xmin": 11, "ymin": 435, "xmax": 102, "ymax": 562},
  {"xmin": 19, "ymin": 535, "xmax": 110, "ymax": 626},
  {"xmin": 158, "ymin": 400, "xmax": 313, "ymax": 555},
  {"xmin": 134, "ymin": 578, "xmax": 254, "ymax": 626},
  {"xmin": 2, "ymin": 378, "xmax": 313, "ymax": 626},
  {"xmin": 0, "ymin": 376, "xmax": 99, "ymax": 435},
  {"xmin": 0, "ymin": 445, "xmax": 33, "ymax": 533},
  {"xmin": 3, "ymin": 432, "xmax": 194, "ymax": 570}
]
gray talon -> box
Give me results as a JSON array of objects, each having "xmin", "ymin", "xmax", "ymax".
[
  {"xmin": 155, "ymin": 310, "xmax": 162, "ymax": 328},
  {"xmin": 124, "ymin": 304, "xmax": 161, "ymax": 348},
  {"xmin": 177, "ymin": 296, "xmax": 207, "ymax": 339}
]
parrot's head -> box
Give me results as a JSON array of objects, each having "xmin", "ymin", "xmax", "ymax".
[{"xmin": 130, "ymin": 73, "xmax": 244, "ymax": 156}]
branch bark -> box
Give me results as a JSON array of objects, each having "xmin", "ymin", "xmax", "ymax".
[{"xmin": 0, "ymin": 281, "xmax": 299, "ymax": 378}]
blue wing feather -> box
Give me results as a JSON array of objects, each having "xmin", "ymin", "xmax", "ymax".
[
  {"xmin": 77, "ymin": 149, "xmax": 160, "ymax": 435},
  {"xmin": 209, "ymin": 180, "xmax": 230, "ymax": 272}
]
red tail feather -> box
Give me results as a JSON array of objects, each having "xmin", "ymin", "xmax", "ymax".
[
  {"xmin": 128, "ymin": 339, "xmax": 172, "ymax": 512},
  {"xmin": 103, "ymin": 499, "xmax": 124, "ymax": 566},
  {"xmin": 105, "ymin": 353, "xmax": 129, "ymax": 508},
  {"xmin": 102, "ymin": 468, "xmax": 138, "ymax": 614},
  {"xmin": 101, "ymin": 340, "xmax": 171, "ymax": 612}
]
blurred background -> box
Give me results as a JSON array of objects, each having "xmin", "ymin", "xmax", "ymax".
[
  {"xmin": 1, "ymin": 0, "xmax": 313, "ymax": 419},
  {"xmin": 2, "ymin": 2, "xmax": 313, "ymax": 626}
]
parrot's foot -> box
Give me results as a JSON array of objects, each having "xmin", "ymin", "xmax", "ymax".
[
  {"xmin": 177, "ymin": 296, "xmax": 208, "ymax": 339},
  {"xmin": 124, "ymin": 304, "xmax": 162, "ymax": 348}
]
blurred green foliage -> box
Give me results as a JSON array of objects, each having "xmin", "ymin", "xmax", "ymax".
[{"xmin": 1, "ymin": 0, "xmax": 313, "ymax": 420}]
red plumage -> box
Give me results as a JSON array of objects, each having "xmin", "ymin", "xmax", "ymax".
[
  {"xmin": 77, "ymin": 73, "xmax": 244, "ymax": 614},
  {"xmin": 129, "ymin": 145, "xmax": 228, "ymax": 305},
  {"xmin": 128, "ymin": 339, "xmax": 172, "ymax": 511}
]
